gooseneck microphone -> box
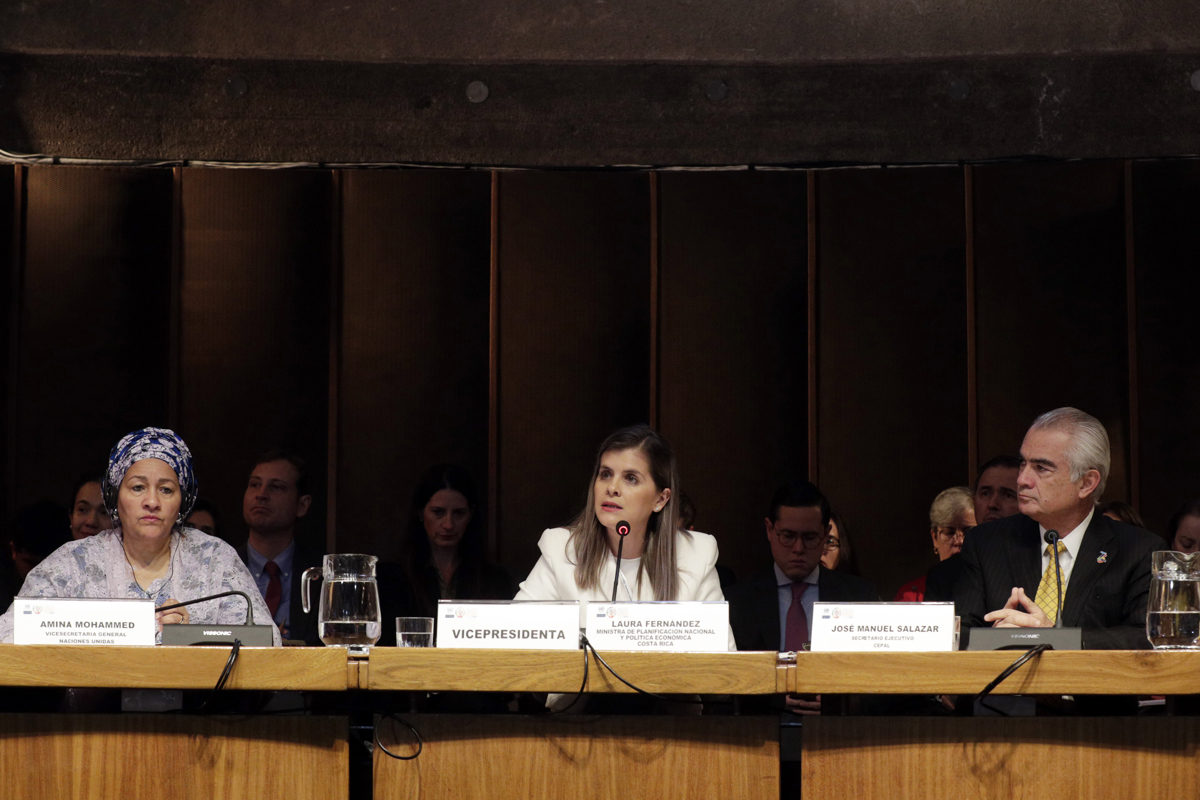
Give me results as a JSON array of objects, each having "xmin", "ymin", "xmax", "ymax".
[
  {"xmin": 158, "ymin": 590, "xmax": 256, "ymax": 625},
  {"xmin": 1043, "ymin": 530, "xmax": 1063, "ymax": 628},
  {"xmin": 611, "ymin": 520, "xmax": 631, "ymax": 603}
]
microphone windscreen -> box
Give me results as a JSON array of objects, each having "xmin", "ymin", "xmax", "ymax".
[
  {"xmin": 1043, "ymin": 530, "xmax": 1059, "ymax": 545},
  {"xmin": 616, "ymin": 520, "xmax": 631, "ymax": 536}
]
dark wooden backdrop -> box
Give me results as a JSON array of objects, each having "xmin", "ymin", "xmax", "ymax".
[{"xmin": 3, "ymin": 161, "xmax": 1197, "ymax": 598}]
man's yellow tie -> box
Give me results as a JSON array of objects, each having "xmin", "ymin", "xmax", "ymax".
[{"xmin": 1034, "ymin": 540, "xmax": 1067, "ymax": 624}]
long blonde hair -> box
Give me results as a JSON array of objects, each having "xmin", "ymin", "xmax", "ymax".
[{"xmin": 568, "ymin": 426, "xmax": 686, "ymax": 600}]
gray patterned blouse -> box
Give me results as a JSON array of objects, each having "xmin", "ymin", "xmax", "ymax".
[{"xmin": 0, "ymin": 527, "xmax": 281, "ymax": 645}]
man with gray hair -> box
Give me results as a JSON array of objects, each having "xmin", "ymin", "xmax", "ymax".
[{"xmin": 954, "ymin": 407, "xmax": 1162, "ymax": 649}]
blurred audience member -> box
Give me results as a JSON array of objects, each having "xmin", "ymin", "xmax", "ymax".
[
  {"xmin": 186, "ymin": 498, "xmax": 222, "ymax": 539},
  {"xmin": 896, "ymin": 487, "xmax": 974, "ymax": 602},
  {"xmin": 379, "ymin": 464, "xmax": 513, "ymax": 646},
  {"xmin": 821, "ymin": 511, "xmax": 861, "ymax": 575},
  {"xmin": 2, "ymin": 501, "xmax": 72, "ymax": 612},
  {"xmin": 677, "ymin": 492, "xmax": 696, "ymax": 530},
  {"xmin": 926, "ymin": 457, "xmax": 1019, "ymax": 603},
  {"xmin": 1097, "ymin": 500, "xmax": 1147, "ymax": 531},
  {"xmin": 974, "ymin": 455, "xmax": 1021, "ymax": 524},
  {"xmin": 1166, "ymin": 499, "xmax": 1200, "ymax": 554},
  {"xmin": 727, "ymin": 481, "xmax": 877, "ymax": 715},
  {"xmin": 239, "ymin": 449, "xmax": 322, "ymax": 644},
  {"xmin": 69, "ymin": 474, "xmax": 110, "ymax": 540}
]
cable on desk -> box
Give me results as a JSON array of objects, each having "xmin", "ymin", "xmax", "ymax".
[
  {"xmin": 196, "ymin": 639, "xmax": 241, "ymax": 712},
  {"xmin": 580, "ymin": 635, "xmax": 703, "ymax": 705},
  {"xmin": 973, "ymin": 643, "xmax": 1050, "ymax": 716},
  {"xmin": 545, "ymin": 636, "xmax": 592, "ymax": 715}
]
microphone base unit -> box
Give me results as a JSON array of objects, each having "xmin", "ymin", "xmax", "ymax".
[
  {"xmin": 965, "ymin": 626, "xmax": 1082, "ymax": 651},
  {"xmin": 161, "ymin": 624, "xmax": 275, "ymax": 647}
]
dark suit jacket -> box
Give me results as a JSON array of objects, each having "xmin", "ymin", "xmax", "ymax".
[
  {"xmin": 727, "ymin": 565, "xmax": 879, "ymax": 652},
  {"xmin": 238, "ymin": 540, "xmax": 324, "ymax": 646},
  {"xmin": 924, "ymin": 554, "xmax": 963, "ymax": 603},
  {"xmin": 954, "ymin": 512, "xmax": 1162, "ymax": 650}
]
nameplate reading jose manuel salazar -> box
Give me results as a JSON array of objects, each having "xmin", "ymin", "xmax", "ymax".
[
  {"xmin": 585, "ymin": 601, "xmax": 729, "ymax": 652},
  {"xmin": 13, "ymin": 597, "xmax": 156, "ymax": 646},
  {"xmin": 809, "ymin": 602, "xmax": 956, "ymax": 652},
  {"xmin": 436, "ymin": 600, "xmax": 580, "ymax": 650}
]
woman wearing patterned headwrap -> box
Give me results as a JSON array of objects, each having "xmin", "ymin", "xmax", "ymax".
[{"xmin": 0, "ymin": 428, "xmax": 279, "ymax": 645}]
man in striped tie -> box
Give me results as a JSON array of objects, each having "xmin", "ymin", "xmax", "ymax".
[{"xmin": 954, "ymin": 408, "xmax": 1161, "ymax": 649}]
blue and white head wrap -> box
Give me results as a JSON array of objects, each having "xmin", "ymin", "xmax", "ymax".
[{"xmin": 102, "ymin": 427, "xmax": 198, "ymax": 525}]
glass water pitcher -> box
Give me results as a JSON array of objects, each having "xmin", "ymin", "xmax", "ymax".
[
  {"xmin": 302, "ymin": 554, "xmax": 382, "ymax": 650},
  {"xmin": 1147, "ymin": 551, "xmax": 1200, "ymax": 650}
]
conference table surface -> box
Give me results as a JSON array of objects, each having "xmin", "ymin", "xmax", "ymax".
[{"xmin": 0, "ymin": 645, "xmax": 1196, "ymax": 695}]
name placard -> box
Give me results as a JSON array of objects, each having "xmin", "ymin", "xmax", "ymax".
[
  {"xmin": 436, "ymin": 600, "xmax": 580, "ymax": 650},
  {"xmin": 584, "ymin": 601, "xmax": 729, "ymax": 652},
  {"xmin": 810, "ymin": 602, "xmax": 955, "ymax": 652},
  {"xmin": 13, "ymin": 597, "xmax": 156, "ymax": 646}
]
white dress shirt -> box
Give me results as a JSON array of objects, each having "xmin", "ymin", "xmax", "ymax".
[{"xmin": 1038, "ymin": 507, "xmax": 1094, "ymax": 595}]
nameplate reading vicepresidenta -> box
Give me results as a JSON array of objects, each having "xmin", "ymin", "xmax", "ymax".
[
  {"xmin": 810, "ymin": 602, "xmax": 955, "ymax": 652},
  {"xmin": 13, "ymin": 597, "xmax": 156, "ymax": 646},
  {"xmin": 585, "ymin": 601, "xmax": 730, "ymax": 652},
  {"xmin": 436, "ymin": 600, "xmax": 580, "ymax": 650}
]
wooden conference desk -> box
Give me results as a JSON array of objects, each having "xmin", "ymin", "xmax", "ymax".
[
  {"xmin": 2, "ymin": 647, "xmax": 1199, "ymax": 800},
  {"xmin": 0, "ymin": 646, "xmax": 350, "ymax": 800}
]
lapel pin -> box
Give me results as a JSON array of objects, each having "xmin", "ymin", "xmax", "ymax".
[{"xmin": 1097, "ymin": 551, "xmax": 1108, "ymax": 564}]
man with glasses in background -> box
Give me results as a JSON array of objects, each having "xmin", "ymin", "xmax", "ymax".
[{"xmin": 727, "ymin": 481, "xmax": 878, "ymax": 714}]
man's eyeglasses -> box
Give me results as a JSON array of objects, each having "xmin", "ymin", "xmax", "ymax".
[
  {"xmin": 774, "ymin": 529, "xmax": 826, "ymax": 549},
  {"xmin": 934, "ymin": 526, "xmax": 974, "ymax": 541}
]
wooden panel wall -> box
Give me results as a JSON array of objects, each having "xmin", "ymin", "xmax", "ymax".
[
  {"xmin": 13, "ymin": 166, "xmax": 173, "ymax": 509},
  {"xmin": 179, "ymin": 169, "xmax": 332, "ymax": 547},
  {"xmin": 815, "ymin": 167, "xmax": 967, "ymax": 598},
  {"xmin": 1132, "ymin": 161, "xmax": 1200, "ymax": 533},
  {"xmin": 3, "ymin": 159, "xmax": 1196, "ymax": 591},
  {"xmin": 1, "ymin": 165, "xmax": 13, "ymax": 518},
  {"xmin": 974, "ymin": 161, "xmax": 1131, "ymax": 501},
  {"xmin": 337, "ymin": 170, "xmax": 491, "ymax": 558},
  {"xmin": 496, "ymin": 172, "xmax": 650, "ymax": 570},
  {"xmin": 657, "ymin": 171, "xmax": 808, "ymax": 584}
]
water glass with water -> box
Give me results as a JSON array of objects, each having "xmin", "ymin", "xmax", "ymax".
[{"xmin": 396, "ymin": 617, "xmax": 434, "ymax": 647}]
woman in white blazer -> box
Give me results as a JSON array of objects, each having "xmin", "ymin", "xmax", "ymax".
[{"xmin": 514, "ymin": 425, "xmax": 732, "ymax": 647}]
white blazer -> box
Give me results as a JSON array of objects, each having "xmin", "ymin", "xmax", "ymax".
[{"xmin": 515, "ymin": 526, "xmax": 735, "ymax": 650}]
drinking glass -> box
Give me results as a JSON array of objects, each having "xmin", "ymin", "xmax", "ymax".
[{"xmin": 396, "ymin": 617, "xmax": 434, "ymax": 647}]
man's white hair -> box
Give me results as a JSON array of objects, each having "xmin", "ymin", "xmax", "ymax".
[{"xmin": 1029, "ymin": 407, "xmax": 1110, "ymax": 502}]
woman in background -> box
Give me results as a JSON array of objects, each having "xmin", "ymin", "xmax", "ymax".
[
  {"xmin": 895, "ymin": 487, "xmax": 975, "ymax": 602},
  {"xmin": 69, "ymin": 473, "xmax": 110, "ymax": 540},
  {"xmin": 377, "ymin": 464, "xmax": 513, "ymax": 647},
  {"xmin": 1097, "ymin": 500, "xmax": 1147, "ymax": 531},
  {"xmin": 820, "ymin": 511, "xmax": 861, "ymax": 576},
  {"xmin": 1165, "ymin": 499, "xmax": 1200, "ymax": 554}
]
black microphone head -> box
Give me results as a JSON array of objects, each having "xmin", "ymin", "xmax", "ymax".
[
  {"xmin": 1043, "ymin": 530, "xmax": 1059, "ymax": 545},
  {"xmin": 616, "ymin": 520, "xmax": 631, "ymax": 537}
]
